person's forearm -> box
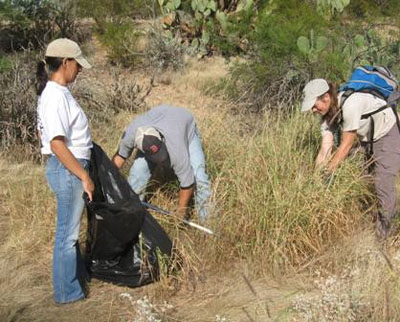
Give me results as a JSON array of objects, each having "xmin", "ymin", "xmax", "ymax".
[
  {"xmin": 327, "ymin": 131, "xmax": 356, "ymax": 172},
  {"xmin": 112, "ymin": 153, "xmax": 126, "ymax": 169},
  {"xmin": 316, "ymin": 133, "xmax": 334, "ymax": 167},
  {"xmin": 50, "ymin": 137, "xmax": 89, "ymax": 181},
  {"xmin": 178, "ymin": 186, "xmax": 194, "ymax": 215}
]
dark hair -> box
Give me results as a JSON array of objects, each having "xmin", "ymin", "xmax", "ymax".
[
  {"xmin": 322, "ymin": 82, "xmax": 340, "ymax": 126},
  {"xmin": 35, "ymin": 57, "xmax": 65, "ymax": 95}
]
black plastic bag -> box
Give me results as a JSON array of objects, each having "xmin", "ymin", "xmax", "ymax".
[{"xmin": 85, "ymin": 143, "xmax": 172, "ymax": 287}]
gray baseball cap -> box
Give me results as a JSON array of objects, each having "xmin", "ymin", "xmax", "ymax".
[
  {"xmin": 45, "ymin": 38, "xmax": 91, "ymax": 69},
  {"xmin": 301, "ymin": 79, "xmax": 329, "ymax": 112}
]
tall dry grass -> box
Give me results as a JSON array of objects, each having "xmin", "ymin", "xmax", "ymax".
[{"xmin": 199, "ymin": 109, "xmax": 375, "ymax": 272}]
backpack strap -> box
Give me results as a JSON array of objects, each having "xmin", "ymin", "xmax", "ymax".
[
  {"xmin": 339, "ymin": 89, "xmax": 354, "ymax": 110},
  {"xmin": 338, "ymin": 90, "xmax": 393, "ymax": 158}
]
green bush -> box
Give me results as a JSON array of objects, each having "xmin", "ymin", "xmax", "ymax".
[
  {"xmin": 0, "ymin": 0, "xmax": 89, "ymax": 52},
  {"xmin": 76, "ymin": 0, "xmax": 155, "ymax": 23},
  {"xmin": 217, "ymin": 0, "xmax": 400, "ymax": 112},
  {"xmin": 97, "ymin": 21, "xmax": 141, "ymax": 67},
  {"xmin": 347, "ymin": 0, "xmax": 400, "ymax": 19}
]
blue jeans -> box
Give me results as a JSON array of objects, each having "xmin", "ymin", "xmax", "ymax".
[
  {"xmin": 46, "ymin": 155, "xmax": 89, "ymax": 304},
  {"xmin": 128, "ymin": 127, "xmax": 211, "ymax": 220}
]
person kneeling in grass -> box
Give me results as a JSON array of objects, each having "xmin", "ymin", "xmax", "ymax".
[
  {"xmin": 302, "ymin": 78, "xmax": 400, "ymax": 239},
  {"xmin": 112, "ymin": 104, "xmax": 211, "ymax": 222}
]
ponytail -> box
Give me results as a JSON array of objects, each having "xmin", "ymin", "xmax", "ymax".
[
  {"xmin": 35, "ymin": 57, "xmax": 64, "ymax": 96},
  {"xmin": 36, "ymin": 61, "xmax": 47, "ymax": 95}
]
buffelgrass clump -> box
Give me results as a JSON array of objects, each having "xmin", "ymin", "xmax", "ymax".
[
  {"xmin": 202, "ymin": 109, "xmax": 375, "ymax": 272},
  {"xmin": 0, "ymin": 51, "xmax": 39, "ymax": 161}
]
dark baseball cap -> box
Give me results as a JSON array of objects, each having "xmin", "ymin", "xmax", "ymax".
[{"xmin": 135, "ymin": 127, "xmax": 169, "ymax": 164}]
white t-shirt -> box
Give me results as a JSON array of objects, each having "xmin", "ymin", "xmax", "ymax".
[
  {"xmin": 321, "ymin": 92, "xmax": 396, "ymax": 142},
  {"xmin": 37, "ymin": 81, "xmax": 92, "ymax": 160}
]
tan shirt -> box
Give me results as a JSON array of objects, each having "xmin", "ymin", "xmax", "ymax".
[{"xmin": 321, "ymin": 92, "xmax": 396, "ymax": 142}]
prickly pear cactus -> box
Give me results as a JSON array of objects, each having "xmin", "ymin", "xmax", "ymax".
[{"xmin": 297, "ymin": 29, "xmax": 328, "ymax": 63}]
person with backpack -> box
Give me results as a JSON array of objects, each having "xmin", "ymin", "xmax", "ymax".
[
  {"xmin": 302, "ymin": 74, "xmax": 400, "ymax": 239},
  {"xmin": 112, "ymin": 104, "xmax": 211, "ymax": 222},
  {"xmin": 36, "ymin": 38, "xmax": 94, "ymax": 304}
]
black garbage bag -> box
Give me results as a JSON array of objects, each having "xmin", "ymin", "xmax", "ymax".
[{"xmin": 85, "ymin": 142, "xmax": 172, "ymax": 287}]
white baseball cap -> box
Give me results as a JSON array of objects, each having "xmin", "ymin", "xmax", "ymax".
[
  {"xmin": 301, "ymin": 79, "xmax": 329, "ymax": 112},
  {"xmin": 45, "ymin": 38, "xmax": 91, "ymax": 69}
]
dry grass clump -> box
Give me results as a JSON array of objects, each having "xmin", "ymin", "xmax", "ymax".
[
  {"xmin": 201, "ymin": 109, "xmax": 375, "ymax": 272},
  {"xmin": 0, "ymin": 51, "xmax": 39, "ymax": 161}
]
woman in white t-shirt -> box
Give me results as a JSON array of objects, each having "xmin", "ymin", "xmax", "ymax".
[
  {"xmin": 36, "ymin": 38, "xmax": 94, "ymax": 304},
  {"xmin": 302, "ymin": 78, "xmax": 400, "ymax": 239}
]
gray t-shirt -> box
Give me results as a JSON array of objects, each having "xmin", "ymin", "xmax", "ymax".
[
  {"xmin": 118, "ymin": 105, "xmax": 196, "ymax": 188},
  {"xmin": 321, "ymin": 92, "xmax": 396, "ymax": 142}
]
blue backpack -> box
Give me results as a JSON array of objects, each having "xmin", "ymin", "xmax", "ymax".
[
  {"xmin": 339, "ymin": 66, "xmax": 398, "ymax": 102},
  {"xmin": 338, "ymin": 66, "xmax": 400, "ymax": 156}
]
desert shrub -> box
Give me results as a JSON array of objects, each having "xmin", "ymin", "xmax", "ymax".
[
  {"xmin": 156, "ymin": 0, "xmax": 260, "ymax": 57},
  {"xmin": 217, "ymin": 0, "xmax": 400, "ymax": 112},
  {"xmin": 347, "ymin": 0, "xmax": 400, "ymax": 18},
  {"xmin": 216, "ymin": 0, "xmax": 331, "ymax": 111},
  {"xmin": 0, "ymin": 0, "xmax": 90, "ymax": 52},
  {"xmin": 97, "ymin": 21, "xmax": 142, "ymax": 67},
  {"xmin": 77, "ymin": 0, "xmax": 156, "ymax": 23},
  {"xmin": 77, "ymin": 0, "xmax": 147, "ymax": 67},
  {"xmin": 71, "ymin": 67, "xmax": 153, "ymax": 126},
  {"xmin": 146, "ymin": 26, "xmax": 186, "ymax": 71},
  {"xmin": 0, "ymin": 51, "xmax": 39, "ymax": 161}
]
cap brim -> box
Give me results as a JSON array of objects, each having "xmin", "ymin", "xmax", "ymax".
[
  {"xmin": 145, "ymin": 142, "xmax": 169, "ymax": 164},
  {"xmin": 75, "ymin": 55, "xmax": 91, "ymax": 69},
  {"xmin": 301, "ymin": 96, "xmax": 317, "ymax": 112}
]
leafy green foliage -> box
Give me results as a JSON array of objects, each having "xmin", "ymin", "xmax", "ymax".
[
  {"xmin": 76, "ymin": 0, "xmax": 154, "ymax": 23},
  {"xmin": 97, "ymin": 21, "xmax": 141, "ymax": 67},
  {"xmin": 217, "ymin": 0, "xmax": 400, "ymax": 112},
  {"xmin": 347, "ymin": 0, "xmax": 400, "ymax": 19},
  {"xmin": 76, "ymin": 0, "xmax": 155, "ymax": 66},
  {"xmin": 297, "ymin": 30, "xmax": 328, "ymax": 62},
  {"xmin": 316, "ymin": 0, "xmax": 350, "ymax": 17},
  {"xmin": 0, "ymin": 0, "xmax": 88, "ymax": 52}
]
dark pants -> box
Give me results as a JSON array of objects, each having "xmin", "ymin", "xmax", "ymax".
[{"xmin": 372, "ymin": 124, "xmax": 400, "ymax": 237}]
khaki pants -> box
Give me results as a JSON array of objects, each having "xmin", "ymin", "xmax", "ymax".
[{"xmin": 372, "ymin": 124, "xmax": 400, "ymax": 237}]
